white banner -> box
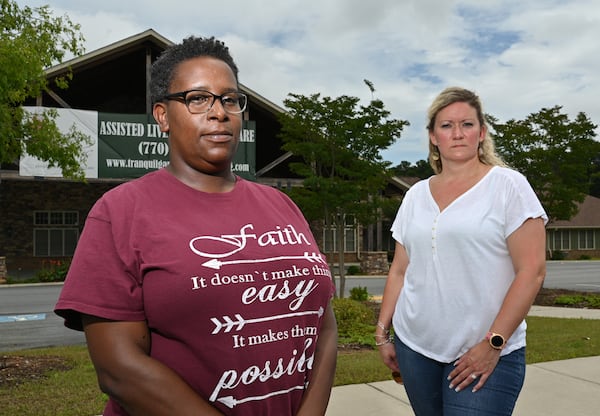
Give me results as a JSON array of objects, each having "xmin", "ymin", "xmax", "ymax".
[{"xmin": 19, "ymin": 107, "xmax": 99, "ymax": 178}]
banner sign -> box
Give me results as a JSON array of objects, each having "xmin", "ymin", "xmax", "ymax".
[
  {"xmin": 234, "ymin": 120, "xmax": 256, "ymax": 179},
  {"xmin": 98, "ymin": 113, "xmax": 169, "ymax": 178},
  {"xmin": 20, "ymin": 107, "xmax": 256, "ymax": 181}
]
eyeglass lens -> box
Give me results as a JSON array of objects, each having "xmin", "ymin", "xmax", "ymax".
[{"xmin": 186, "ymin": 91, "xmax": 246, "ymax": 114}]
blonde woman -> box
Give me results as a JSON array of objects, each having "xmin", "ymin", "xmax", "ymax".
[{"xmin": 377, "ymin": 87, "xmax": 547, "ymax": 415}]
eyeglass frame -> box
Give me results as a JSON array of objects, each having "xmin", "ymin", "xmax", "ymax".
[{"xmin": 160, "ymin": 89, "xmax": 248, "ymax": 114}]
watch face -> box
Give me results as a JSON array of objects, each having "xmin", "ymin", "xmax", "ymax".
[{"xmin": 491, "ymin": 335, "xmax": 504, "ymax": 348}]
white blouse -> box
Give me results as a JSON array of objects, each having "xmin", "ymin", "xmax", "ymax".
[{"xmin": 391, "ymin": 166, "xmax": 548, "ymax": 362}]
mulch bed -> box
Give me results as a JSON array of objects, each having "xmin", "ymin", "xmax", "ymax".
[
  {"xmin": 533, "ymin": 287, "xmax": 597, "ymax": 307},
  {"xmin": 0, "ymin": 355, "xmax": 72, "ymax": 388}
]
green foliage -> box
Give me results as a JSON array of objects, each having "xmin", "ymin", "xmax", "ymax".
[
  {"xmin": 346, "ymin": 265, "xmax": 362, "ymax": 275},
  {"xmin": 392, "ymin": 159, "xmax": 434, "ymax": 179},
  {"xmin": 279, "ymin": 90, "xmax": 408, "ymax": 223},
  {"xmin": 349, "ymin": 285, "xmax": 369, "ymax": 301},
  {"xmin": 0, "ymin": 0, "xmax": 89, "ymax": 180},
  {"xmin": 1, "ymin": 317, "xmax": 600, "ymax": 408},
  {"xmin": 554, "ymin": 295, "xmax": 600, "ymax": 308},
  {"xmin": 490, "ymin": 106, "xmax": 600, "ymax": 221},
  {"xmin": 278, "ymin": 85, "xmax": 409, "ymax": 297},
  {"xmin": 35, "ymin": 259, "xmax": 70, "ymax": 282},
  {"xmin": 551, "ymin": 250, "xmax": 567, "ymax": 260},
  {"xmin": 332, "ymin": 298, "xmax": 376, "ymax": 346},
  {"xmin": 5, "ymin": 276, "xmax": 39, "ymax": 284},
  {"xmin": 590, "ymin": 156, "xmax": 600, "ymax": 198}
]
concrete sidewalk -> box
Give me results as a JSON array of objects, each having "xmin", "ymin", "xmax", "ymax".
[
  {"xmin": 327, "ymin": 306, "xmax": 600, "ymax": 416},
  {"xmin": 327, "ymin": 356, "xmax": 600, "ymax": 416}
]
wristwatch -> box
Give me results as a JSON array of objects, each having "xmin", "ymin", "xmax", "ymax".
[{"xmin": 486, "ymin": 332, "xmax": 506, "ymax": 350}]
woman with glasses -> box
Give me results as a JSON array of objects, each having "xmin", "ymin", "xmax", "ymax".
[
  {"xmin": 376, "ymin": 87, "xmax": 547, "ymax": 415},
  {"xmin": 56, "ymin": 36, "xmax": 337, "ymax": 416}
]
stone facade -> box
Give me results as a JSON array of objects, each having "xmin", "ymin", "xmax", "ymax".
[
  {"xmin": 360, "ymin": 251, "xmax": 390, "ymax": 275},
  {"xmin": 0, "ymin": 256, "xmax": 6, "ymax": 282}
]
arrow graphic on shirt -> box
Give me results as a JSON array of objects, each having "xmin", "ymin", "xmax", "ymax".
[
  {"xmin": 202, "ymin": 252, "xmax": 325, "ymax": 270},
  {"xmin": 217, "ymin": 384, "xmax": 306, "ymax": 409},
  {"xmin": 210, "ymin": 307, "xmax": 324, "ymax": 334}
]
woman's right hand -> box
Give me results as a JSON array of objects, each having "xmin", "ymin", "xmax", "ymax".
[
  {"xmin": 378, "ymin": 341, "xmax": 400, "ymax": 373},
  {"xmin": 376, "ymin": 242, "xmax": 408, "ymax": 378}
]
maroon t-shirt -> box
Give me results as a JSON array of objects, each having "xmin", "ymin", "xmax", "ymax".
[{"xmin": 55, "ymin": 169, "xmax": 334, "ymax": 415}]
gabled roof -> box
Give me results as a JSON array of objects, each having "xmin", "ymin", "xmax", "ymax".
[
  {"xmin": 239, "ymin": 83, "xmax": 285, "ymax": 116},
  {"xmin": 46, "ymin": 29, "xmax": 172, "ymax": 77},
  {"xmin": 393, "ymin": 176, "xmax": 421, "ymax": 188},
  {"xmin": 385, "ymin": 176, "xmax": 415, "ymax": 194},
  {"xmin": 548, "ymin": 195, "xmax": 600, "ymax": 228},
  {"xmin": 45, "ymin": 29, "xmax": 285, "ymax": 115}
]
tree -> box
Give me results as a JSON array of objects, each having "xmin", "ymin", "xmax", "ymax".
[
  {"xmin": 490, "ymin": 106, "xmax": 600, "ymax": 222},
  {"xmin": 0, "ymin": 0, "xmax": 89, "ymax": 180},
  {"xmin": 590, "ymin": 154, "xmax": 600, "ymax": 198},
  {"xmin": 392, "ymin": 159, "xmax": 434, "ymax": 179},
  {"xmin": 278, "ymin": 84, "xmax": 409, "ymax": 297}
]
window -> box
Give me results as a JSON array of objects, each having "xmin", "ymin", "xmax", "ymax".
[
  {"xmin": 550, "ymin": 230, "xmax": 571, "ymax": 251},
  {"xmin": 33, "ymin": 211, "xmax": 79, "ymax": 256},
  {"xmin": 34, "ymin": 211, "xmax": 79, "ymax": 226},
  {"xmin": 578, "ymin": 230, "xmax": 595, "ymax": 250},
  {"xmin": 344, "ymin": 226, "xmax": 356, "ymax": 252},
  {"xmin": 322, "ymin": 215, "xmax": 357, "ymax": 252}
]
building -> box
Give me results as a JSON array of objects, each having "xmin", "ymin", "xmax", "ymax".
[
  {"xmin": 546, "ymin": 195, "xmax": 600, "ymax": 259},
  {"xmin": 0, "ymin": 29, "xmax": 404, "ymax": 278}
]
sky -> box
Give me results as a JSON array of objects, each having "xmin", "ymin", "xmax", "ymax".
[{"xmin": 15, "ymin": 0, "xmax": 600, "ymax": 165}]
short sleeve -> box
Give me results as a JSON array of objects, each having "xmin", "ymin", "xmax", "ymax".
[
  {"xmin": 391, "ymin": 182, "xmax": 422, "ymax": 245},
  {"xmin": 55, "ymin": 198, "xmax": 145, "ymax": 331},
  {"xmin": 504, "ymin": 171, "xmax": 548, "ymax": 238}
]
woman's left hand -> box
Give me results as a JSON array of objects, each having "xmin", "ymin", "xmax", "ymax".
[{"xmin": 447, "ymin": 340, "xmax": 501, "ymax": 393}]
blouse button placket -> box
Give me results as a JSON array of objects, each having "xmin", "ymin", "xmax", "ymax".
[{"xmin": 431, "ymin": 215, "xmax": 439, "ymax": 254}]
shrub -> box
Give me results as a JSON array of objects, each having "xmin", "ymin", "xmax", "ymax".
[
  {"xmin": 347, "ymin": 265, "xmax": 361, "ymax": 275},
  {"xmin": 332, "ymin": 298, "xmax": 376, "ymax": 346},
  {"xmin": 554, "ymin": 295, "xmax": 586, "ymax": 306},
  {"xmin": 36, "ymin": 260, "xmax": 71, "ymax": 282},
  {"xmin": 555, "ymin": 294, "xmax": 600, "ymax": 308},
  {"xmin": 349, "ymin": 286, "xmax": 370, "ymax": 301},
  {"xmin": 551, "ymin": 250, "xmax": 567, "ymax": 260}
]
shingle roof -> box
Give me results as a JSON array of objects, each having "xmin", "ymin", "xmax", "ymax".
[{"xmin": 548, "ymin": 195, "xmax": 600, "ymax": 228}]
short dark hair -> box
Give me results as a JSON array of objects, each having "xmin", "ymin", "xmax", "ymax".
[{"xmin": 150, "ymin": 36, "xmax": 239, "ymax": 104}]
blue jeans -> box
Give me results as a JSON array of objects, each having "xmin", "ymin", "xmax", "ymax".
[{"xmin": 395, "ymin": 335, "xmax": 525, "ymax": 416}]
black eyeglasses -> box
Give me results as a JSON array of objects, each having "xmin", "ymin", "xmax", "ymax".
[{"xmin": 161, "ymin": 89, "xmax": 247, "ymax": 114}]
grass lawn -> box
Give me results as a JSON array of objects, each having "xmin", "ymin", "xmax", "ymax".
[
  {"xmin": 1, "ymin": 315, "xmax": 599, "ymax": 415},
  {"xmin": 0, "ymin": 346, "xmax": 106, "ymax": 416}
]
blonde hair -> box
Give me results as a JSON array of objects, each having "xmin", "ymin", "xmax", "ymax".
[{"xmin": 427, "ymin": 87, "xmax": 507, "ymax": 174}]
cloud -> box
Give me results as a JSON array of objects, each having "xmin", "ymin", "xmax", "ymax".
[{"xmin": 15, "ymin": 0, "xmax": 600, "ymax": 165}]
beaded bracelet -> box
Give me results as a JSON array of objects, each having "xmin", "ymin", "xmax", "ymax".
[
  {"xmin": 376, "ymin": 321, "xmax": 388, "ymax": 332},
  {"xmin": 374, "ymin": 334, "xmax": 393, "ymax": 346},
  {"xmin": 374, "ymin": 319, "xmax": 393, "ymax": 346}
]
